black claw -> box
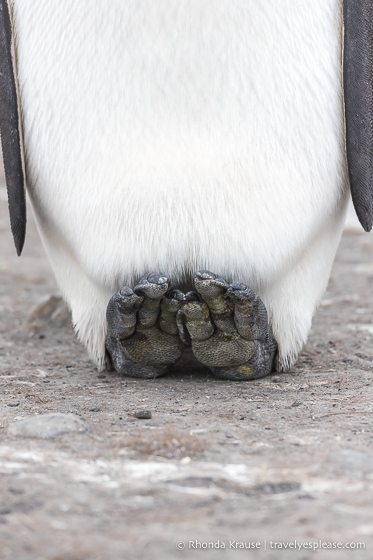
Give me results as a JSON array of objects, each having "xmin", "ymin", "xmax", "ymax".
[
  {"xmin": 229, "ymin": 282, "xmax": 248, "ymax": 292},
  {"xmin": 225, "ymin": 284, "xmax": 255, "ymax": 302},
  {"xmin": 196, "ymin": 270, "xmax": 213, "ymax": 278},
  {"xmin": 185, "ymin": 291, "xmax": 200, "ymax": 302},
  {"xmin": 147, "ymin": 272, "xmax": 168, "ymax": 285},
  {"xmin": 134, "ymin": 273, "xmax": 171, "ymax": 299},
  {"xmin": 167, "ymin": 289, "xmax": 186, "ymax": 301},
  {"xmin": 193, "ymin": 271, "xmax": 229, "ymax": 293},
  {"xmin": 194, "ymin": 270, "xmax": 217, "ymax": 280},
  {"xmin": 120, "ymin": 286, "xmax": 135, "ymax": 297}
]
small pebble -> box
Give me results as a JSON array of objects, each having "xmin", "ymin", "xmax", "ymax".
[
  {"xmin": 226, "ymin": 432, "xmax": 236, "ymax": 439},
  {"xmin": 9, "ymin": 488, "xmax": 24, "ymax": 495},
  {"xmin": 90, "ymin": 407, "xmax": 101, "ymax": 412},
  {"xmin": 8, "ymin": 401, "xmax": 20, "ymax": 407},
  {"xmin": 134, "ymin": 410, "xmax": 152, "ymax": 419}
]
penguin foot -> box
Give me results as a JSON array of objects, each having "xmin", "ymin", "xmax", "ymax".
[
  {"xmin": 105, "ymin": 273, "xmax": 185, "ymax": 378},
  {"xmin": 176, "ymin": 271, "xmax": 277, "ymax": 380}
]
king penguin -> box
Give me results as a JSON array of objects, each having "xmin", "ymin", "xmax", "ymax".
[{"xmin": 1, "ymin": 0, "xmax": 372, "ymax": 379}]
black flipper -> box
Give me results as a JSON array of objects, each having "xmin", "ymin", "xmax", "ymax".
[
  {"xmin": 0, "ymin": 0, "xmax": 26, "ymax": 255},
  {"xmin": 344, "ymin": 0, "xmax": 373, "ymax": 232}
]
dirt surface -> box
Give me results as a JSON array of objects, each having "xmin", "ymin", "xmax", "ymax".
[{"xmin": 1, "ymin": 181, "xmax": 373, "ymax": 560}]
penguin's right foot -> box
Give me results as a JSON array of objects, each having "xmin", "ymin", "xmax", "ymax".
[
  {"xmin": 176, "ymin": 271, "xmax": 277, "ymax": 380},
  {"xmin": 105, "ymin": 273, "xmax": 185, "ymax": 378}
]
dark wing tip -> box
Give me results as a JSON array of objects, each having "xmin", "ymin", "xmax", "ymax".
[
  {"xmin": 3, "ymin": 150, "xmax": 27, "ymax": 255},
  {"xmin": 10, "ymin": 202, "xmax": 26, "ymax": 256},
  {"xmin": 361, "ymin": 220, "xmax": 373, "ymax": 234},
  {"xmin": 1, "ymin": 141, "xmax": 27, "ymax": 255},
  {"xmin": 351, "ymin": 194, "xmax": 373, "ymax": 232},
  {"xmin": 358, "ymin": 212, "xmax": 373, "ymax": 233}
]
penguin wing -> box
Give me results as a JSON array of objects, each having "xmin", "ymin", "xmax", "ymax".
[
  {"xmin": 0, "ymin": 0, "xmax": 26, "ymax": 255},
  {"xmin": 344, "ymin": 0, "xmax": 373, "ymax": 232}
]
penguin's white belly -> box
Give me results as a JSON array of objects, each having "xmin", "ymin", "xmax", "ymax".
[{"xmin": 12, "ymin": 0, "xmax": 348, "ymax": 367}]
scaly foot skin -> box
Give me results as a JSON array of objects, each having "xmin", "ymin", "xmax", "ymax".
[
  {"xmin": 176, "ymin": 271, "xmax": 277, "ymax": 380},
  {"xmin": 105, "ymin": 273, "xmax": 185, "ymax": 378}
]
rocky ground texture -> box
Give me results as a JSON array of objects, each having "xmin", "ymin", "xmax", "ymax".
[{"xmin": 1, "ymin": 183, "xmax": 373, "ymax": 560}]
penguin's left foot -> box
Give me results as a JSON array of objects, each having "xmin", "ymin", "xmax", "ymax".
[
  {"xmin": 105, "ymin": 273, "xmax": 185, "ymax": 378},
  {"xmin": 176, "ymin": 271, "xmax": 277, "ymax": 380}
]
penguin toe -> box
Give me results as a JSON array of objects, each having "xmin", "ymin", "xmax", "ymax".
[{"xmin": 159, "ymin": 289, "xmax": 186, "ymax": 335}]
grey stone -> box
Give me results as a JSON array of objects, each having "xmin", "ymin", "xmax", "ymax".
[
  {"xmin": 329, "ymin": 450, "xmax": 373, "ymax": 473},
  {"xmin": 8, "ymin": 413, "xmax": 88, "ymax": 439},
  {"xmin": 225, "ymin": 432, "xmax": 236, "ymax": 439},
  {"xmin": 134, "ymin": 410, "xmax": 152, "ymax": 419}
]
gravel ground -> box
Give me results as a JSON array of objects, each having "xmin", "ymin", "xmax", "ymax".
[{"xmin": 1, "ymin": 182, "xmax": 373, "ymax": 560}]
